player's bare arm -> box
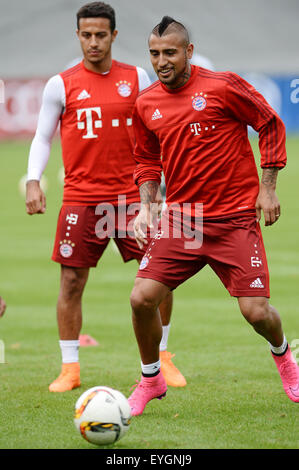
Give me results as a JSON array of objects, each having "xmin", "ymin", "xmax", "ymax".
[
  {"xmin": 26, "ymin": 180, "xmax": 46, "ymax": 215},
  {"xmin": 256, "ymin": 167, "xmax": 280, "ymax": 226},
  {"xmin": 140, "ymin": 180, "xmax": 159, "ymax": 204},
  {"xmin": 134, "ymin": 181, "xmax": 160, "ymax": 248}
]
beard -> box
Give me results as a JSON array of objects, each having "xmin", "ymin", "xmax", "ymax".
[{"xmin": 158, "ymin": 55, "xmax": 190, "ymax": 89}]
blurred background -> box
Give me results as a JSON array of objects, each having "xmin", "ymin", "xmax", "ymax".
[
  {"xmin": 0, "ymin": 0, "xmax": 299, "ymax": 137},
  {"xmin": 1, "ymin": 1, "xmax": 299, "ymax": 449}
]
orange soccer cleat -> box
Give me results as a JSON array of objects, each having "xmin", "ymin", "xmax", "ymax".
[
  {"xmin": 49, "ymin": 362, "xmax": 81, "ymax": 392},
  {"xmin": 160, "ymin": 351, "xmax": 187, "ymax": 387}
]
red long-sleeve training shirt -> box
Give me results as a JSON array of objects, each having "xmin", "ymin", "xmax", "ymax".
[{"xmin": 133, "ymin": 65, "xmax": 286, "ymax": 218}]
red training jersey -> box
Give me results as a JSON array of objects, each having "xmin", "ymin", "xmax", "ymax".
[
  {"xmin": 60, "ymin": 60, "xmax": 141, "ymax": 205},
  {"xmin": 133, "ymin": 65, "xmax": 287, "ymax": 219}
]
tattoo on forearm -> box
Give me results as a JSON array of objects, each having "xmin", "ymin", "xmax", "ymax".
[
  {"xmin": 139, "ymin": 181, "xmax": 159, "ymax": 204},
  {"xmin": 261, "ymin": 168, "xmax": 279, "ymax": 188}
]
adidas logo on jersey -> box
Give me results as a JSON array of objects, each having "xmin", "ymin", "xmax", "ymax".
[
  {"xmin": 152, "ymin": 109, "xmax": 163, "ymax": 120},
  {"xmin": 250, "ymin": 277, "xmax": 264, "ymax": 288},
  {"xmin": 77, "ymin": 89, "xmax": 91, "ymax": 100}
]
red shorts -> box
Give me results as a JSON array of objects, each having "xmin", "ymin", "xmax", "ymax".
[
  {"xmin": 137, "ymin": 212, "xmax": 270, "ymax": 297},
  {"xmin": 52, "ymin": 205, "xmax": 144, "ymax": 267}
]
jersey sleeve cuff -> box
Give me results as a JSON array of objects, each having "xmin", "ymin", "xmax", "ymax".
[{"xmin": 27, "ymin": 168, "xmax": 42, "ymax": 182}]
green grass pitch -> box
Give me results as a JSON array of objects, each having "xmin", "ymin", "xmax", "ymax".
[{"xmin": 0, "ymin": 137, "xmax": 298, "ymax": 449}]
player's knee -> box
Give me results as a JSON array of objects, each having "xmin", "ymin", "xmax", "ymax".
[
  {"xmin": 239, "ymin": 297, "xmax": 270, "ymax": 326},
  {"xmin": 61, "ymin": 267, "xmax": 88, "ymax": 299},
  {"xmin": 130, "ymin": 285, "xmax": 157, "ymax": 314}
]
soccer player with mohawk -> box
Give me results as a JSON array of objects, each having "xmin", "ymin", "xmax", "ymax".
[{"xmin": 128, "ymin": 16, "xmax": 299, "ymax": 416}]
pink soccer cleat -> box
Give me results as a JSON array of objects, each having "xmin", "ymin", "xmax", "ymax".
[
  {"xmin": 128, "ymin": 372, "xmax": 167, "ymax": 416},
  {"xmin": 272, "ymin": 346, "xmax": 299, "ymax": 403}
]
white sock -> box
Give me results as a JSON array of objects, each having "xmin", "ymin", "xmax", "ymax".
[
  {"xmin": 269, "ymin": 335, "xmax": 288, "ymax": 355},
  {"xmin": 59, "ymin": 340, "xmax": 80, "ymax": 363},
  {"xmin": 159, "ymin": 324, "xmax": 171, "ymax": 351},
  {"xmin": 141, "ymin": 359, "xmax": 161, "ymax": 376}
]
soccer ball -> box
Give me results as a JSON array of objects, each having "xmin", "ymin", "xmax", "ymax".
[{"xmin": 74, "ymin": 386, "xmax": 131, "ymax": 446}]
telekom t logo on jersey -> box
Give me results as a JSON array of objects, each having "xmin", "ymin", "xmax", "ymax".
[
  {"xmin": 190, "ymin": 122, "xmax": 201, "ymax": 135},
  {"xmin": 77, "ymin": 106, "xmax": 133, "ymax": 139},
  {"xmin": 190, "ymin": 122, "xmax": 216, "ymax": 136},
  {"xmin": 77, "ymin": 107, "xmax": 102, "ymax": 139}
]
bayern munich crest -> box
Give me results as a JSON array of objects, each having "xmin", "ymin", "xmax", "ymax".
[
  {"xmin": 139, "ymin": 255, "xmax": 149, "ymax": 270},
  {"xmin": 191, "ymin": 92, "xmax": 207, "ymax": 111},
  {"xmin": 116, "ymin": 81, "xmax": 132, "ymax": 97},
  {"xmin": 59, "ymin": 240, "xmax": 75, "ymax": 258}
]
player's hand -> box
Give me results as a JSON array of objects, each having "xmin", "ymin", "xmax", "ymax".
[
  {"xmin": 255, "ymin": 186, "xmax": 281, "ymax": 226},
  {"xmin": 26, "ymin": 180, "xmax": 46, "ymax": 215},
  {"xmin": 134, "ymin": 204, "xmax": 159, "ymax": 249},
  {"xmin": 0, "ymin": 297, "xmax": 6, "ymax": 317}
]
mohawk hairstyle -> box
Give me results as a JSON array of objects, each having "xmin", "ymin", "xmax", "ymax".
[
  {"xmin": 151, "ymin": 15, "xmax": 190, "ymax": 44},
  {"xmin": 156, "ymin": 16, "xmax": 176, "ymax": 36}
]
